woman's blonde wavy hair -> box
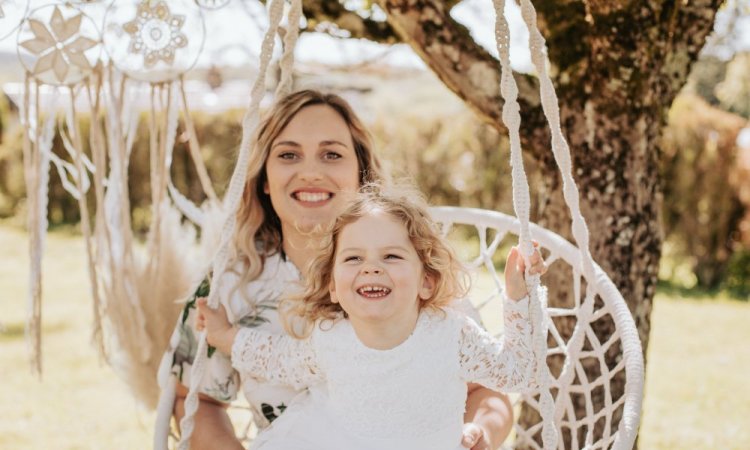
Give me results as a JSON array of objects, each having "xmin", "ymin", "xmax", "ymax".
[
  {"xmin": 229, "ymin": 90, "xmax": 385, "ymax": 296},
  {"xmin": 282, "ymin": 183, "xmax": 470, "ymax": 339}
]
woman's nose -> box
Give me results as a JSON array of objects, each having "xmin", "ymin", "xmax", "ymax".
[{"xmin": 298, "ymin": 160, "xmax": 323, "ymax": 182}]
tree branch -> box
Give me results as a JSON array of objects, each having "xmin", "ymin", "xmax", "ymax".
[
  {"xmin": 302, "ymin": 0, "xmax": 400, "ymax": 43},
  {"xmin": 374, "ymin": 0, "xmax": 549, "ymax": 157}
]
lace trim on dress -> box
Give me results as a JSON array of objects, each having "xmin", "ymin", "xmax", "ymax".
[
  {"xmin": 231, "ymin": 328, "xmax": 322, "ymax": 390},
  {"xmin": 458, "ymin": 289, "xmax": 542, "ymax": 393}
]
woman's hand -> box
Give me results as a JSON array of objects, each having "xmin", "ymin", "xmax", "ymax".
[
  {"xmin": 196, "ymin": 298, "xmax": 237, "ymax": 355},
  {"xmin": 504, "ymin": 242, "xmax": 547, "ymax": 301}
]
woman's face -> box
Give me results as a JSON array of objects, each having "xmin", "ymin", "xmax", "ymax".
[{"xmin": 265, "ymin": 104, "xmax": 360, "ymax": 239}]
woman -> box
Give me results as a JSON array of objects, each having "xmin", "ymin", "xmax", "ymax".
[{"xmin": 168, "ymin": 90, "xmax": 514, "ymax": 450}]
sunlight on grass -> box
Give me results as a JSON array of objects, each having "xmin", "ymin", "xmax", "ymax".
[
  {"xmin": 640, "ymin": 293, "xmax": 750, "ymax": 449},
  {"xmin": 0, "ymin": 226, "xmax": 155, "ymax": 449},
  {"xmin": 1, "ymin": 225, "xmax": 748, "ymax": 449}
]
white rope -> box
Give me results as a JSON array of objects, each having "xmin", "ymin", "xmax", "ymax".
[
  {"xmin": 515, "ymin": 2, "xmax": 616, "ymax": 446},
  {"xmin": 177, "ymin": 0, "xmax": 287, "ymax": 447},
  {"xmin": 275, "ymin": 0, "xmax": 302, "ymax": 98},
  {"xmin": 491, "ymin": 1, "xmax": 557, "ymax": 448},
  {"xmin": 516, "ymin": 0, "xmax": 596, "ymax": 281}
]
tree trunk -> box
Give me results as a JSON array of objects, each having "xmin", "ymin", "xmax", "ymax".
[{"xmin": 376, "ymin": 0, "xmax": 724, "ymax": 447}]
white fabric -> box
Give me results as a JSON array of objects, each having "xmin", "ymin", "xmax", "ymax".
[{"xmin": 231, "ymin": 292, "xmax": 541, "ymax": 450}]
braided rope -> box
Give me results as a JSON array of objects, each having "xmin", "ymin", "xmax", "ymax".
[
  {"xmin": 491, "ymin": 1, "xmax": 557, "ymax": 448},
  {"xmin": 177, "ymin": 0, "xmax": 287, "ymax": 447},
  {"xmin": 515, "ymin": 3, "xmax": 641, "ymax": 447},
  {"xmin": 275, "ymin": 0, "xmax": 302, "ymax": 98}
]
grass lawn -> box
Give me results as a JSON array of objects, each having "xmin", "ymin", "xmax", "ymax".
[{"xmin": 1, "ymin": 225, "xmax": 749, "ymax": 449}]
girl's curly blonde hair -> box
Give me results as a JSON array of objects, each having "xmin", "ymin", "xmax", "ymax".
[{"xmin": 282, "ymin": 183, "xmax": 470, "ymax": 338}]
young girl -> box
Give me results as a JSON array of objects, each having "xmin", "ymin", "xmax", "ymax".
[{"xmin": 196, "ymin": 185, "xmax": 547, "ymax": 450}]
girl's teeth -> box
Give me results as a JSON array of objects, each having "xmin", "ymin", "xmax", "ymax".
[
  {"xmin": 358, "ymin": 286, "xmax": 390, "ymax": 297},
  {"xmin": 296, "ymin": 192, "xmax": 329, "ymax": 202}
]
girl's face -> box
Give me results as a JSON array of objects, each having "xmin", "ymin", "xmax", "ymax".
[
  {"xmin": 265, "ymin": 104, "xmax": 360, "ymax": 239},
  {"xmin": 329, "ymin": 211, "xmax": 434, "ymax": 329}
]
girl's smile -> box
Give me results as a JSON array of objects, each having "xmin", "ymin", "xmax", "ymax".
[{"xmin": 329, "ymin": 211, "xmax": 435, "ymax": 349}]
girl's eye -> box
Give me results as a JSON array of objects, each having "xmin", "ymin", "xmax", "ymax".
[
  {"xmin": 385, "ymin": 254, "xmax": 402, "ymax": 260},
  {"xmin": 344, "ymin": 256, "xmax": 361, "ymax": 262},
  {"xmin": 323, "ymin": 151, "xmax": 342, "ymax": 160}
]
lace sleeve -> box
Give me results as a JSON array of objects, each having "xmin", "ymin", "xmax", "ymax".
[
  {"xmin": 231, "ymin": 328, "xmax": 323, "ymax": 390},
  {"xmin": 458, "ymin": 286, "xmax": 544, "ymax": 393}
]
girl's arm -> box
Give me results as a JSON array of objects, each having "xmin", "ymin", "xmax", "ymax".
[
  {"xmin": 459, "ymin": 293, "xmax": 539, "ymax": 393},
  {"xmin": 197, "ymin": 299, "xmax": 322, "ymax": 390},
  {"xmin": 458, "ymin": 246, "xmax": 546, "ymax": 393}
]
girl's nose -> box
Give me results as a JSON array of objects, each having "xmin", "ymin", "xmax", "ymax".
[{"xmin": 362, "ymin": 264, "xmax": 382, "ymax": 275}]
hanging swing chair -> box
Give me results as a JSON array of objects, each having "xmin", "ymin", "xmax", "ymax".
[{"xmin": 10, "ymin": 0, "xmax": 644, "ymax": 449}]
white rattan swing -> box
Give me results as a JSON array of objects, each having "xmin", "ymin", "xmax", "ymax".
[
  {"xmin": 154, "ymin": 1, "xmax": 644, "ymax": 450},
  {"xmin": 10, "ymin": 0, "xmax": 643, "ymax": 449}
]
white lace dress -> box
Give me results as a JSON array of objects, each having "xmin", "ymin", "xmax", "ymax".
[{"xmin": 232, "ymin": 292, "xmax": 541, "ymax": 450}]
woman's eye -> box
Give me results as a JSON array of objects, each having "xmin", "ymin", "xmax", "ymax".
[
  {"xmin": 323, "ymin": 151, "xmax": 342, "ymax": 160},
  {"xmin": 278, "ymin": 152, "xmax": 298, "ymax": 160}
]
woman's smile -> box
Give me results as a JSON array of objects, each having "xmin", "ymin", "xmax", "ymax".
[{"xmin": 291, "ymin": 188, "xmax": 335, "ymax": 205}]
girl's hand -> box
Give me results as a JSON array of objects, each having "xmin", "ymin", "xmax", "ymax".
[
  {"xmin": 461, "ymin": 422, "xmax": 490, "ymax": 449},
  {"xmin": 504, "ymin": 242, "xmax": 547, "ymax": 301},
  {"xmin": 195, "ymin": 298, "xmax": 237, "ymax": 355}
]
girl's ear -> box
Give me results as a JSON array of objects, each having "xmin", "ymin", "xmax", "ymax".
[
  {"xmin": 329, "ymin": 280, "xmax": 339, "ymax": 304},
  {"xmin": 263, "ymin": 180, "xmax": 270, "ymax": 194},
  {"xmin": 418, "ymin": 273, "xmax": 436, "ymax": 301}
]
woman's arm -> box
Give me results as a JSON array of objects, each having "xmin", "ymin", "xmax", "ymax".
[
  {"xmin": 463, "ymin": 384, "xmax": 514, "ymax": 450},
  {"xmin": 173, "ymin": 382, "xmax": 244, "ymax": 450}
]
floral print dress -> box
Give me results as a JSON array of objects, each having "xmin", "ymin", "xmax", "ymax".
[{"xmin": 167, "ymin": 253, "xmax": 303, "ymax": 429}]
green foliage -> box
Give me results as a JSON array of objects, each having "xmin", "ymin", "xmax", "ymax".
[
  {"xmin": 660, "ymin": 93, "xmax": 747, "ymax": 289},
  {"xmin": 370, "ymin": 110, "xmax": 539, "ymax": 216},
  {"xmin": 0, "ymin": 106, "xmax": 244, "ymax": 234},
  {"xmin": 723, "ymin": 249, "xmax": 750, "ymax": 298},
  {"xmin": 715, "ymin": 52, "xmax": 750, "ymax": 119},
  {"xmin": 684, "ymin": 56, "xmax": 728, "ymax": 106},
  {"xmin": 685, "ymin": 51, "xmax": 750, "ymax": 119}
]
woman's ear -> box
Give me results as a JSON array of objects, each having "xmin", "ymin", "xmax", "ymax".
[
  {"xmin": 418, "ymin": 273, "xmax": 436, "ymax": 300},
  {"xmin": 263, "ymin": 180, "xmax": 270, "ymax": 194}
]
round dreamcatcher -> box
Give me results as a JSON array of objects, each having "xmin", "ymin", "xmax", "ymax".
[
  {"xmin": 102, "ymin": 0, "xmax": 205, "ymax": 83},
  {"xmin": 16, "ymin": 3, "xmax": 102, "ymax": 86}
]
